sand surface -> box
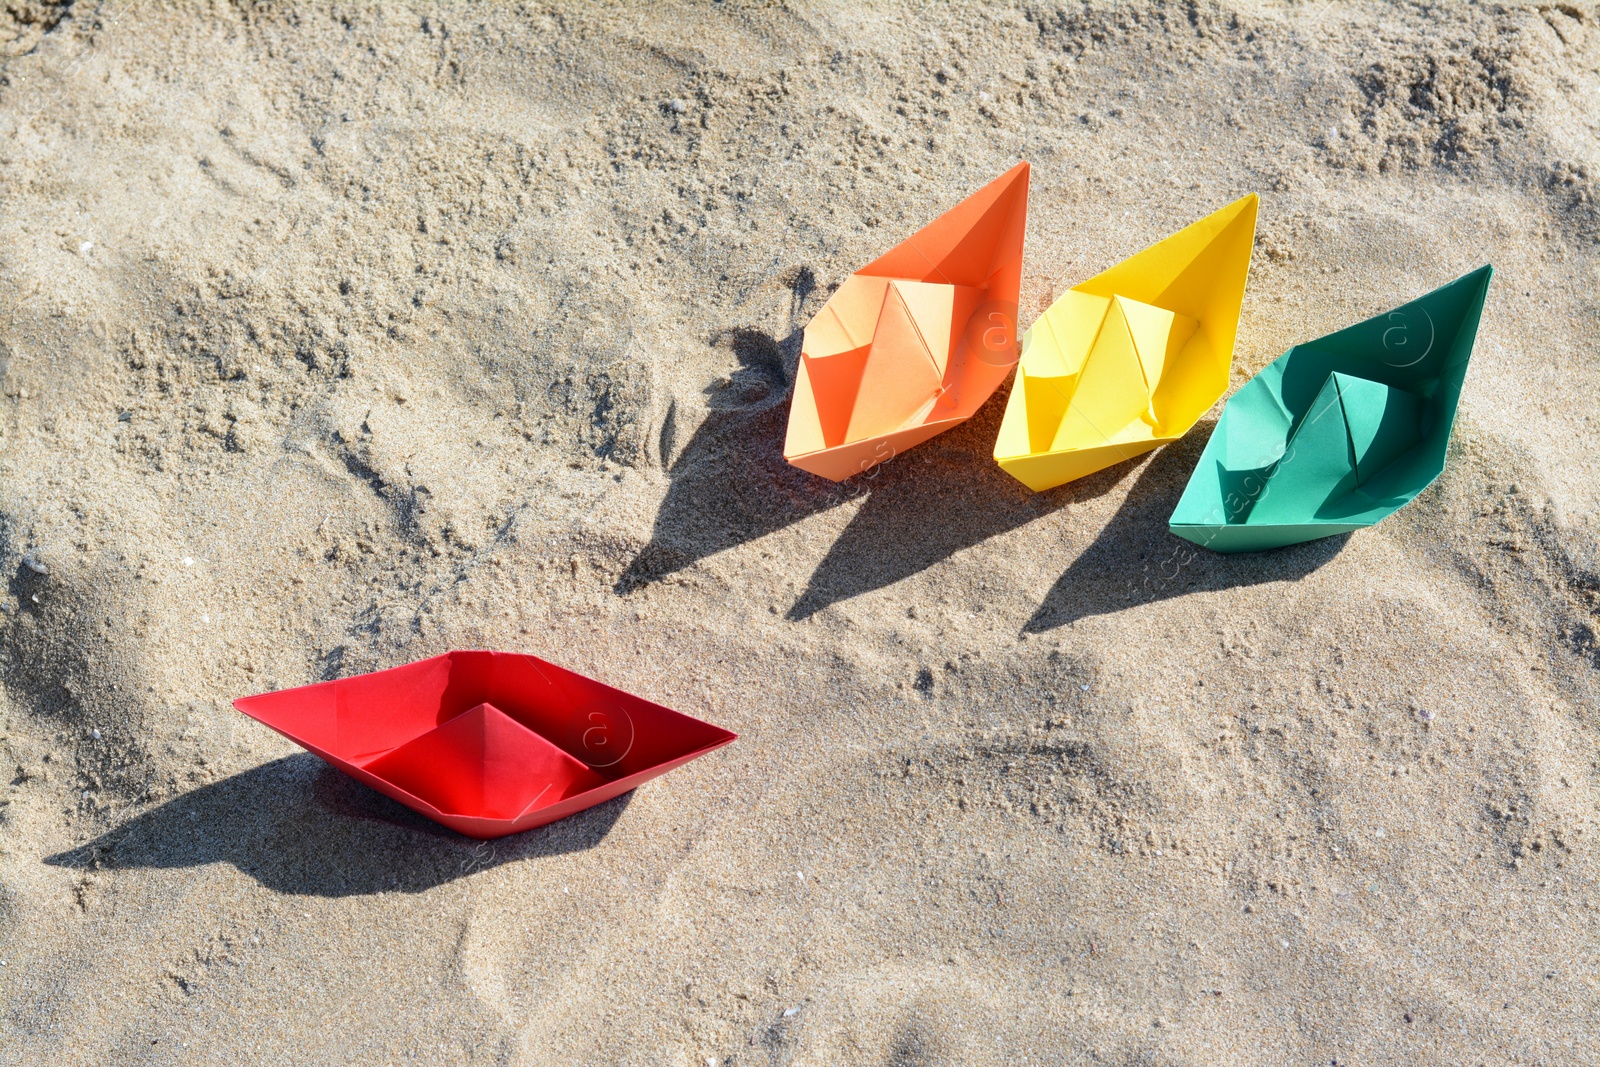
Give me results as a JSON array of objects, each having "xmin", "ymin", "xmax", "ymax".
[{"xmin": 2, "ymin": 2, "xmax": 1599, "ymax": 1064}]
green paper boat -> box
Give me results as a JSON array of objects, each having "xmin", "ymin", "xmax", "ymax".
[{"xmin": 1169, "ymin": 264, "xmax": 1492, "ymax": 553}]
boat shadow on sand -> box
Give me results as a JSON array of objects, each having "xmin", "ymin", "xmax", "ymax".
[
  {"xmin": 784, "ymin": 417, "xmax": 1124, "ymax": 621},
  {"xmin": 614, "ymin": 325, "xmax": 842, "ymax": 594},
  {"xmin": 45, "ymin": 753, "xmax": 629, "ymax": 898},
  {"xmin": 1021, "ymin": 422, "xmax": 1351, "ymax": 632},
  {"xmin": 617, "ymin": 354, "xmax": 1126, "ymax": 618},
  {"xmin": 622, "ymin": 376, "xmax": 1347, "ymax": 625}
]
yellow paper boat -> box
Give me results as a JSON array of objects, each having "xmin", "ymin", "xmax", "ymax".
[{"xmin": 994, "ymin": 194, "xmax": 1259, "ymax": 491}]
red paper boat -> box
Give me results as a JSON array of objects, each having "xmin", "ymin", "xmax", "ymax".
[{"xmin": 233, "ymin": 650, "xmax": 737, "ymax": 839}]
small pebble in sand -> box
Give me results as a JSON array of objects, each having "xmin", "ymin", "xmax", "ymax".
[
  {"xmin": 782, "ymin": 1007, "xmax": 800, "ymax": 1017},
  {"xmin": 670, "ymin": 98, "xmax": 687, "ymax": 114},
  {"xmin": 21, "ymin": 553, "xmax": 48, "ymax": 576},
  {"xmin": 79, "ymin": 241, "xmax": 94, "ymax": 254},
  {"xmin": 90, "ymin": 729, "xmax": 101, "ymax": 741},
  {"xmin": 182, "ymin": 557, "xmax": 194, "ymax": 567}
]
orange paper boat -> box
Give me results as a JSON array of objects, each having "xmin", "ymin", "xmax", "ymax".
[{"xmin": 783, "ymin": 162, "xmax": 1031, "ymax": 481}]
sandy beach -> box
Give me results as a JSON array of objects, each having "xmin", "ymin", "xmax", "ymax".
[{"xmin": 2, "ymin": 2, "xmax": 1599, "ymax": 1063}]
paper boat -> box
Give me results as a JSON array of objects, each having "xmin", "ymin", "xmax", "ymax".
[
  {"xmin": 234, "ymin": 650, "xmax": 736, "ymax": 839},
  {"xmin": 994, "ymin": 194, "xmax": 1259, "ymax": 491},
  {"xmin": 783, "ymin": 161, "xmax": 1030, "ymax": 481},
  {"xmin": 1169, "ymin": 264, "xmax": 1493, "ymax": 552}
]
